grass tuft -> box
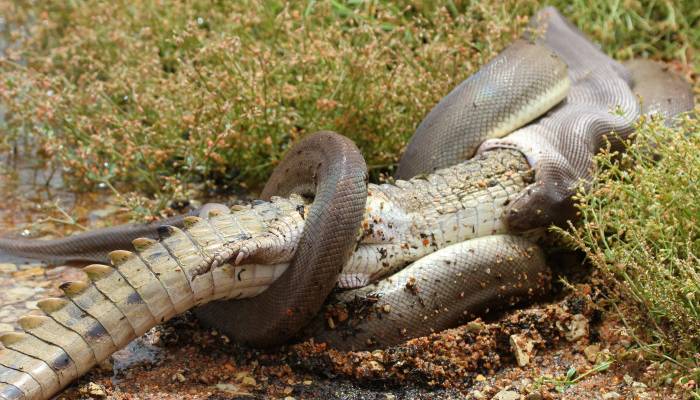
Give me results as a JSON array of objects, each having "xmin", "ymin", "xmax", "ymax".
[{"xmin": 559, "ymin": 115, "xmax": 700, "ymax": 387}]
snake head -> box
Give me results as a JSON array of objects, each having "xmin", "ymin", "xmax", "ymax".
[{"xmin": 503, "ymin": 179, "xmax": 577, "ymax": 231}]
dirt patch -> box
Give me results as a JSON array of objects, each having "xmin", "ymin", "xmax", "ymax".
[{"xmin": 38, "ymin": 284, "xmax": 687, "ymax": 400}]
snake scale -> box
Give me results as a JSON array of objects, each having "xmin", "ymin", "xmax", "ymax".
[{"xmin": 0, "ymin": 7, "xmax": 694, "ymax": 399}]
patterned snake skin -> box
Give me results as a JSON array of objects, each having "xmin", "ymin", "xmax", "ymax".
[
  {"xmin": 195, "ymin": 132, "xmax": 369, "ymax": 347},
  {"xmin": 395, "ymin": 38, "xmax": 570, "ymax": 179},
  {"xmin": 478, "ymin": 7, "xmax": 641, "ymax": 230}
]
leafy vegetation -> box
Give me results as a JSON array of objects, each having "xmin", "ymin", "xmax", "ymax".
[
  {"xmin": 560, "ymin": 115, "xmax": 700, "ymax": 390},
  {"xmin": 0, "ymin": 0, "xmax": 697, "ymax": 212}
]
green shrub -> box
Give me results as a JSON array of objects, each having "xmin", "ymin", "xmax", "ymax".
[
  {"xmin": 1, "ymin": 0, "xmax": 697, "ymax": 214},
  {"xmin": 561, "ymin": 115, "xmax": 699, "ymax": 386}
]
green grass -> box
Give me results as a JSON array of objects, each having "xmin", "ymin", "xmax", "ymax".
[
  {"xmin": 0, "ymin": 0, "xmax": 697, "ymax": 213},
  {"xmin": 559, "ymin": 115, "xmax": 700, "ymax": 390}
]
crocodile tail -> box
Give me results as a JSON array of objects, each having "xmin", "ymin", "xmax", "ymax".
[{"xmin": 0, "ymin": 198, "xmax": 303, "ymax": 399}]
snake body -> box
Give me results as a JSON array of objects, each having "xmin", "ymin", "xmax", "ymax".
[
  {"xmin": 396, "ymin": 38, "xmax": 570, "ymax": 179},
  {"xmin": 0, "ymin": 6, "xmax": 694, "ymax": 399},
  {"xmin": 196, "ymin": 132, "xmax": 369, "ymax": 347}
]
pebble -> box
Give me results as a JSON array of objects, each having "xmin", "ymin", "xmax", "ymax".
[
  {"xmin": 564, "ymin": 314, "xmax": 588, "ymax": 341},
  {"xmin": 5, "ymin": 286, "xmax": 41, "ymax": 302},
  {"xmin": 492, "ymin": 390, "xmax": 519, "ymax": 400},
  {"xmin": 583, "ymin": 344, "xmax": 600, "ymax": 363},
  {"xmin": 368, "ymin": 360, "xmax": 385, "ymax": 373},
  {"xmin": 602, "ymin": 392, "xmax": 621, "ymax": 399},
  {"xmin": 215, "ymin": 383, "xmax": 253, "ymax": 397},
  {"xmin": 510, "ymin": 334, "xmax": 534, "ymax": 367},
  {"xmin": 85, "ymin": 382, "xmax": 107, "ymax": 398},
  {"xmin": 241, "ymin": 376, "xmax": 257, "ymax": 386},
  {"xmin": 632, "ymin": 381, "xmax": 648, "ymax": 390},
  {"xmin": 12, "ymin": 266, "xmax": 45, "ymax": 278},
  {"xmin": 472, "ymin": 390, "xmax": 486, "ymax": 399},
  {"xmin": 18, "ymin": 262, "xmax": 45, "ymax": 271}
]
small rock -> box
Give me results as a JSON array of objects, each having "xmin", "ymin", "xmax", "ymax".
[
  {"xmin": 215, "ymin": 383, "xmax": 250, "ymax": 396},
  {"xmin": 623, "ymin": 374, "xmax": 634, "ymax": 385},
  {"xmin": 510, "ymin": 334, "xmax": 534, "ymax": 367},
  {"xmin": 5, "ymin": 287, "xmax": 40, "ymax": 303},
  {"xmin": 492, "ymin": 389, "xmax": 519, "ymax": 400},
  {"xmin": 466, "ymin": 321, "xmax": 485, "ymax": 332},
  {"xmin": 86, "ymin": 382, "xmax": 107, "ymax": 398},
  {"xmin": 602, "ymin": 392, "xmax": 621, "ymax": 399},
  {"xmin": 472, "ymin": 390, "xmax": 486, "ymax": 399},
  {"xmin": 385, "ymin": 395, "xmax": 396, "ymax": 400},
  {"xmin": 241, "ymin": 376, "xmax": 256, "ymax": 386},
  {"xmin": 368, "ymin": 360, "xmax": 385, "ymax": 373},
  {"xmin": 173, "ymin": 372, "xmax": 186, "ymax": 383},
  {"xmin": 583, "ymin": 344, "xmax": 600, "ymax": 363},
  {"xmin": 223, "ymin": 363, "xmax": 235, "ymax": 372},
  {"xmin": 632, "ymin": 381, "xmax": 648, "ymax": 390},
  {"xmin": 12, "ymin": 266, "xmax": 45, "ymax": 279},
  {"xmin": 18, "ymin": 262, "xmax": 45, "ymax": 271},
  {"xmin": 564, "ymin": 314, "xmax": 588, "ymax": 341}
]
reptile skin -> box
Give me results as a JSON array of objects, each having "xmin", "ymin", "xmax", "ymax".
[
  {"xmin": 0, "ymin": 6, "xmax": 694, "ymax": 399},
  {"xmin": 195, "ymin": 132, "xmax": 369, "ymax": 347}
]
